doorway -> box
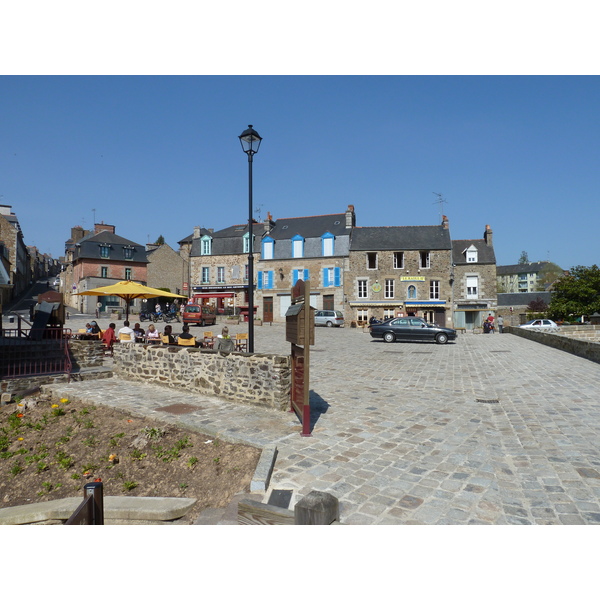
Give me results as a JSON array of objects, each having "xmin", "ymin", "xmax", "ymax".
[{"xmin": 263, "ymin": 297, "xmax": 273, "ymax": 323}]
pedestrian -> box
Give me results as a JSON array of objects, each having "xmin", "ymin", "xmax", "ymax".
[{"xmin": 497, "ymin": 315, "xmax": 504, "ymax": 333}]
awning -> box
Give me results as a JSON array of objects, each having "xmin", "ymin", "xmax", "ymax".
[{"xmin": 193, "ymin": 293, "xmax": 235, "ymax": 299}]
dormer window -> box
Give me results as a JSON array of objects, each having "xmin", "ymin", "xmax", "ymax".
[
  {"xmin": 99, "ymin": 244, "xmax": 111, "ymax": 258},
  {"xmin": 123, "ymin": 246, "xmax": 134, "ymax": 259},
  {"xmin": 243, "ymin": 232, "xmax": 254, "ymax": 253},
  {"xmin": 292, "ymin": 235, "xmax": 304, "ymax": 258},
  {"xmin": 321, "ymin": 232, "xmax": 334, "ymax": 257},
  {"xmin": 201, "ymin": 235, "xmax": 212, "ymax": 256},
  {"xmin": 262, "ymin": 236, "xmax": 274, "ymax": 260},
  {"xmin": 466, "ymin": 245, "xmax": 478, "ymax": 263}
]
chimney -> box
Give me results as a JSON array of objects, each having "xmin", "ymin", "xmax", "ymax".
[
  {"xmin": 484, "ymin": 224, "xmax": 493, "ymax": 246},
  {"xmin": 94, "ymin": 221, "xmax": 115, "ymax": 234},
  {"xmin": 264, "ymin": 211, "xmax": 274, "ymax": 234},
  {"xmin": 442, "ymin": 215, "xmax": 449, "ymax": 230},
  {"xmin": 345, "ymin": 205, "xmax": 356, "ymax": 229},
  {"xmin": 71, "ymin": 226, "xmax": 87, "ymax": 243},
  {"xmin": 193, "ymin": 226, "xmax": 201, "ymax": 239}
]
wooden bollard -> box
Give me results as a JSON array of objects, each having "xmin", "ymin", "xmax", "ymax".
[{"xmin": 294, "ymin": 491, "xmax": 339, "ymax": 525}]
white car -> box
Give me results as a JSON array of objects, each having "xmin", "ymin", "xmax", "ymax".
[{"xmin": 520, "ymin": 319, "xmax": 559, "ymax": 331}]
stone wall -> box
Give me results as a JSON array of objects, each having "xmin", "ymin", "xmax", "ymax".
[
  {"xmin": 507, "ymin": 325, "xmax": 600, "ymax": 364},
  {"xmin": 69, "ymin": 339, "xmax": 105, "ymax": 369},
  {"xmin": 112, "ymin": 344, "xmax": 292, "ymax": 411}
]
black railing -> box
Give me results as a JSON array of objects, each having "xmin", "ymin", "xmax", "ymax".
[
  {"xmin": 0, "ymin": 327, "xmax": 72, "ymax": 379},
  {"xmin": 65, "ymin": 482, "xmax": 104, "ymax": 525}
]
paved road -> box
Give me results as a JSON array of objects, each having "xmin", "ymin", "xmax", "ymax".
[{"xmin": 44, "ymin": 319, "xmax": 600, "ymax": 524}]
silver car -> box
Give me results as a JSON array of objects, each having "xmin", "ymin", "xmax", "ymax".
[
  {"xmin": 314, "ymin": 310, "xmax": 344, "ymax": 327},
  {"xmin": 520, "ymin": 319, "xmax": 559, "ymax": 331}
]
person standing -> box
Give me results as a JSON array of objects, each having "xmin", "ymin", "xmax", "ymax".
[{"xmin": 497, "ymin": 315, "xmax": 504, "ymax": 334}]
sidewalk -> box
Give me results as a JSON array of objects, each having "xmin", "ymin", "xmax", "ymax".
[{"xmin": 43, "ymin": 323, "xmax": 600, "ymax": 524}]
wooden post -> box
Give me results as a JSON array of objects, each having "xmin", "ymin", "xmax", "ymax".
[{"xmin": 294, "ymin": 491, "xmax": 339, "ymax": 525}]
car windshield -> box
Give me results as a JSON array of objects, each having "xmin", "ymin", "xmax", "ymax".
[{"xmin": 185, "ymin": 306, "xmax": 199, "ymax": 313}]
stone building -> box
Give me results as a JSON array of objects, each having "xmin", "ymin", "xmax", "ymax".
[
  {"xmin": 346, "ymin": 216, "xmax": 453, "ymax": 327},
  {"xmin": 452, "ymin": 224, "xmax": 497, "ymax": 330},
  {"xmin": 255, "ymin": 206, "xmax": 355, "ymax": 322},
  {"xmin": 0, "ymin": 204, "xmax": 29, "ymax": 300},
  {"xmin": 63, "ymin": 222, "xmax": 148, "ymax": 314},
  {"xmin": 145, "ymin": 242, "xmax": 187, "ymax": 297}
]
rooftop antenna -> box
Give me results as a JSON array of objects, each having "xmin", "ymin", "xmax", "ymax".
[
  {"xmin": 92, "ymin": 208, "xmax": 96, "ymax": 226},
  {"xmin": 254, "ymin": 203, "xmax": 263, "ymax": 221},
  {"xmin": 432, "ymin": 192, "xmax": 448, "ymax": 221}
]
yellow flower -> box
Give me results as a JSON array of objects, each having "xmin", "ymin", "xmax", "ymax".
[
  {"xmin": 60, "ymin": 398, "xmax": 69, "ymax": 404},
  {"xmin": 17, "ymin": 437, "xmax": 23, "ymax": 441},
  {"xmin": 51, "ymin": 404, "xmax": 59, "ymax": 409}
]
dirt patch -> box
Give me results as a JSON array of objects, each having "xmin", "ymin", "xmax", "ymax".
[{"xmin": 0, "ymin": 393, "xmax": 261, "ymax": 524}]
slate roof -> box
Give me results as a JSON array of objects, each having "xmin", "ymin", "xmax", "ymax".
[
  {"xmin": 190, "ymin": 223, "xmax": 263, "ymax": 257},
  {"xmin": 350, "ymin": 225, "xmax": 451, "ymax": 251},
  {"xmin": 266, "ymin": 213, "xmax": 350, "ymax": 241},
  {"xmin": 72, "ymin": 230, "xmax": 148, "ymax": 263},
  {"xmin": 452, "ymin": 239, "xmax": 496, "ymax": 264},
  {"xmin": 497, "ymin": 292, "xmax": 552, "ymax": 307},
  {"xmin": 496, "ymin": 261, "xmax": 552, "ymax": 275}
]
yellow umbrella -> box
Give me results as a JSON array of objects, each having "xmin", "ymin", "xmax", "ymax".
[{"xmin": 76, "ymin": 280, "xmax": 186, "ymax": 321}]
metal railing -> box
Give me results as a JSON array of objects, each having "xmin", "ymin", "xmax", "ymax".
[
  {"xmin": 65, "ymin": 482, "xmax": 104, "ymax": 525},
  {"xmin": 0, "ymin": 327, "xmax": 72, "ymax": 379}
]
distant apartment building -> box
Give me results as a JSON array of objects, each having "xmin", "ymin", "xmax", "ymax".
[{"xmin": 496, "ymin": 261, "xmax": 557, "ymax": 294}]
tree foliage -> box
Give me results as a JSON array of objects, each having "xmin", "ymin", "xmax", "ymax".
[
  {"xmin": 154, "ymin": 235, "xmax": 165, "ymax": 245},
  {"xmin": 536, "ymin": 262, "xmax": 564, "ymax": 291},
  {"xmin": 518, "ymin": 250, "xmax": 529, "ymax": 264},
  {"xmin": 548, "ymin": 265, "xmax": 600, "ymax": 319},
  {"xmin": 527, "ymin": 297, "xmax": 549, "ymax": 313}
]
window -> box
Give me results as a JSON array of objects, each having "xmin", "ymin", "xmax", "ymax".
[
  {"xmin": 393, "ymin": 252, "xmax": 404, "ymax": 269},
  {"xmin": 125, "ymin": 268, "xmax": 132, "ymax": 280},
  {"xmin": 367, "ymin": 252, "xmax": 378, "ymax": 269},
  {"xmin": 244, "ymin": 264, "xmax": 249, "ymax": 281},
  {"xmin": 383, "ymin": 309, "xmax": 395, "ymax": 320},
  {"xmin": 322, "ymin": 232, "xmax": 334, "ymax": 256},
  {"xmin": 201, "ymin": 267, "xmax": 210, "ymax": 284},
  {"xmin": 466, "ymin": 246, "xmax": 478, "ymax": 262},
  {"xmin": 357, "ymin": 309, "xmax": 368, "ymax": 322},
  {"xmin": 420, "ymin": 251, "xmax": 430, "ymax": 269},
  {"xmin": 323, "ymin": 267, "xmax": 341, "ymax": 287},
  {"xmin": 358, "ymin": 279, "xmax": 368, "ymax": 299},
  {"xmin": 384, "ymin": 278, "xmax": 395, "ymax": 299},
  {"xmin": 293, "ymin": 269, "xmax": 309, "ymax": 285},
  {"xmin": 262, "ymin": 236, "xmax": 274, "ymax": 260},
  {"xmin": 243, "ymin": 232, "xmax": 254, "ymax": 253},
  {"xmin": 100, "ymin": 245, "xmax": 110, "ymax": 258},
  {"xmin": 407, "ymin": 285, "xmax": 417, "ymax": 299},
  {"xmin": 123, "ymin": 247, "xmax": 133, "ymax": 259},
  {"xmin": 292, "ymin": 235, "xmax": 304, "ymax": 258},
  {"xmin": 201, "ymin": 236, "xmax": 212, "ymax": 256},
  {"xmin": 258, "ymin": 271, "xmax": 274, "ymax": 290},
  {"xmin": 101, "ymin": 266, "xmax": 108, "ymax": 278},
  {"xmin": 466, "ymin": 276, "xmax": 478, "ymax": 299},
  {"xmin": 217, "ymin": 267, "xmax": 225, "ymax": 284},
  {"xmin": 430, "ymin": 280, "xmax": 440, "ymax": 299}
]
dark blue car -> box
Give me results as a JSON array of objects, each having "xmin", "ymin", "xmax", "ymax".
[{"xmin": 369, "ymin": 317, "xmax": 456, "ymax": 345}]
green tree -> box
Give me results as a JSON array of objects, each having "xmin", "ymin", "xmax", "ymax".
[
  {"xmin": 535, "ymin": 262, "xmax": 564, "ymax": 291},
  {"xmin": 518, "ymin": 250, "xmax": 529, "ymax": 264},
  {"xmin": 548, "ymin": 265, "xmax": 600, "ymax": 320},
  {"xmin": 154, "ymin": 235, "xmax": 165, "ymax": 245}
]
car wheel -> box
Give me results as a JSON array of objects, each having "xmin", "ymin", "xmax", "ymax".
[
  {"xmin": 201, "ymin": 320, "xmax": 205, "ymax": 327},
  {"xmin": 435, "ymin": 332, "xmax": 448, "ymax": 344},
  {"xmin": 383, "ymin": 332, "xmax": 395, "ymax": 343},
  {"xmin": 326, "ymin": 320, "xmax": 333, "ymax": 327}
]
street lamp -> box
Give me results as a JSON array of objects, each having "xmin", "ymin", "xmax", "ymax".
[{"xmin": 239, "ymin": 124, "xmax": 262, "ymax": 353}]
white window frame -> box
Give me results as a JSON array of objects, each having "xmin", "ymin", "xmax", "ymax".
[
  {"xmin": 466, "ymin": 275, "xmax": 478, "ymax": 299},
  {"xmin": 430, "ymin": 280, "xmax": 440, "ymax": 300},
  {"xmin": 217, "ymin": 266, "xmax": 225, "ymax": 284},
  {"xmin": 393, "ymin": 252, "xmax": 404, "ymax": 269},
  {"xmin": 358, "ymin": 279, "xmax": 368, "ymax": 299},
  {"xmin": 384, "ymin": 278, "xmax": 395, "ymax": 299},
  {"xmin": 420, "ymin": 251, "xmax": 430, "ymax": 269},
  {"xmin": 201, "ymin": 267, "xmax": 210, "ymax": 284},
  {"xmin": 366, "ymin": 252, "xmax": 378, "ymax": 270}
]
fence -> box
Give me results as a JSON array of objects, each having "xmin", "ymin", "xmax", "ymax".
[
  {"xmin": 0, "ymin": 327, "xmax": 72, "ymax": 379},
  {"xmin": 65, "ymin": 482, "xmax": 104, "ymax": 525}
]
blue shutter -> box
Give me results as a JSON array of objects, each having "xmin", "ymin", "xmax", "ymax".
[
  {"xmin": 304, "ymin": 269, "xmax": 309, "ymax": 281},
  {"xmin": 257, "ymin": 271, "xmax": 263, "ymax": 289},
  {"xmin": 293, "ymin": 270, "xmax": 299, "ymax": 285},
  {"xmin": 267, "ymin": 271, "xmax": 274, "ymax": 289},
  {"xmin": 323, "ymin": 268, "xmax": 329, "ymax": 287},
  {"xmin": 334, "ymin": 267, "xmax": 341, "ymax": 287}
]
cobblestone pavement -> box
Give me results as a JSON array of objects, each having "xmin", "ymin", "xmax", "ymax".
[{"xmin": 46, "ymin": 318, "xmax": 600, "ymax": 524}]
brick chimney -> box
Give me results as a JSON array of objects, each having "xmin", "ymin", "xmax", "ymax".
[
  {"xmin": 345, "ymin": 205, "xmax": 356, "ymax": 229},
  {"xmin": 193, "ymin": 226, "xmax": 201, "ymax": 239},
  {"xmin": 484, "ymin": 224, "xmax": 493, "ymax": 246},
  {"xmin": 264, "ymin": 211, "xmax": 275, "ymax": 234},
  {"xmin": 442, "ymin": 215, "xmax": 449, "ymax": 229},
  {"xmin": 70, "ymin": 226, "xmax": 88, "ymax": 243},
  {"xmin": 94, "ymin": 222, "xmax": 115, "ymax": 235}
]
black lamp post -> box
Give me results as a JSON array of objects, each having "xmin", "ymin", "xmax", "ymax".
[{"xmin": 239, "ymin": 124, "xmax": 262, "ymax": 353}]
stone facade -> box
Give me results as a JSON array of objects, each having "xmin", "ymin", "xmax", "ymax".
[
  {"xmin": 145, "ymin": 243, "xmax": 187, "ymax": 296},
  {"xmin": 113, "ymin": 343, "xmax": 291, "ymax": 411}
]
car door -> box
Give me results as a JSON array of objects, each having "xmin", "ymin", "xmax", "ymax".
[
  {"xmin": 391, "ymin": 318, "xmax": 410, "ymax": 340},
  {"xmin": 409, "ymin": 318, "xmax": 430, "ymax": 340}
]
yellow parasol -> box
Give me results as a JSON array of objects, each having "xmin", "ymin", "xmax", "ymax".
[{"xmin": 76, "ymin": 280, "xmax": 186, "ymax": 321}]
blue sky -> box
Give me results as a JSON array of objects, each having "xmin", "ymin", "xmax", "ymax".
[{"xmin": 2, "ymin": 75, "xmax": 599, "ymax": 270}]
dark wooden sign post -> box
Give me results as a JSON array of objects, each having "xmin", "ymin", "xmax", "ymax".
[{"xmin": 285, "ymin": 279, "xmax": 314, "ymax": 437}]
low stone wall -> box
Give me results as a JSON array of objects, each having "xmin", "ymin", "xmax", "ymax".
[
  {"xmin": 113, "ymin": 344, "xmax": 292, "ymax": 411},
  {"xmin": 507, "ymin": 326, "xmax": 600, "ymax": 364},
  {"xmin": 69, "ymin": 339, "xmax": 105, "ymax": 369}
]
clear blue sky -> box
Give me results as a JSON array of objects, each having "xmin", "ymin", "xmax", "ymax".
[{"xmin": 2, "ymin": 75, "xmax": 598, "ymax": 270}]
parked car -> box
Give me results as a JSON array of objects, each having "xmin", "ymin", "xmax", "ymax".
[
  {"xmin": 369, "ymin": 317, "xmax": 457, "ymax": 344},
  {"xmin": 314, "ymin": 310, "xmax": 344, "ymax": 327},
  {"xmin": 182, "ymin": 304, "xmax": 217, "ymax": 326},
  {"xmin": 519, "ymin": 319, "xmax": 559, "ymax": 331}
]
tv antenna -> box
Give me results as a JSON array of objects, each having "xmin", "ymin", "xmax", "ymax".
[
  {"xmin": 432, "ymin": 192, "xmax": 448, "ymax": 220},
  {"xmin": 254, "ymin": 204, "xmax": 264, "ymax": 221}
]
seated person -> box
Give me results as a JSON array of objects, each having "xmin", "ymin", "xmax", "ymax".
[
  {"xmin": 101, "ymin": 323, "xmax": 117, "ymax": 349},
  {"xmin": 89, "ymin": 321, "xmax": 101, "ymax": 335},
  {"xmin": 145, "ymin": 323, "xmax": 161, "ymax": 343},
  {"xmin": 177, "ymin": 324, "xmax": 198, "ymax": 347},
  {"xmin": 133, "ymin": 322, "xmax": 145, "ymax": 342},
  {"xmin": 162, "ymin": 325, "xmax": 176, "ymax": 344},
  {"xmin": 117, "ymin": 320, "xmax": 136, "ymax": 343}
]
